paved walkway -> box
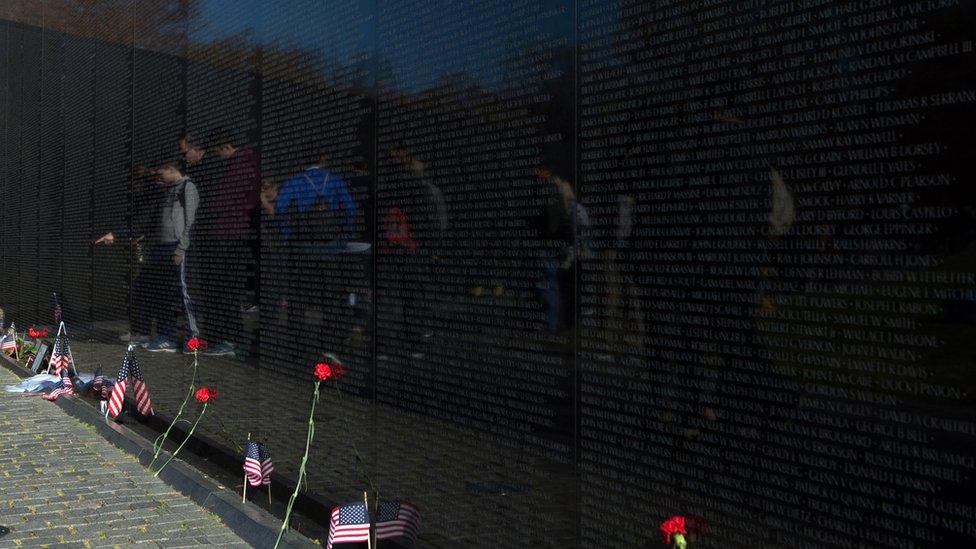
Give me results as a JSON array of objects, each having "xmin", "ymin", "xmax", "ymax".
[{"xmin": 0, "ymin": 367, "xmax": 249, "ymax": 548}]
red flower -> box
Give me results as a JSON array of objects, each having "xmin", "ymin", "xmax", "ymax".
[
  {"xmin": 660, "ymin": 516, "xmax": 687, "ymax": 545},
  {"xmin": 194, "ymin": 387, "xmax": 218, "ymax": 403},
  {"xmin": 187, "ymin": 338, "xmax": 208, "ymax": 352},
  {"xmin": 331, "ymin": 363, "xmax": 345, "ymax": 379},
  {"xmin": 28, "ymin": 327, "xmax": 49, "ymax": 339},
  {"xmin": 314, "ymin": 362, "xmax": 333, "ymax": 381}
]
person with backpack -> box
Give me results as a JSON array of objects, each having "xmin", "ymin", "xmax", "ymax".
[
  {"xmin": 274, "ymin": 151, "xmax": 358, "ymax": 338},
  {"xmin": 275, "ymin": 151, "xmax": 357, "ymax": 244},
  {"xmin": 96, "ymin": 161, "xmax": 200, "ymax": 352}
]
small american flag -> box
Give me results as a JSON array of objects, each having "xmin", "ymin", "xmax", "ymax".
[
  {"xmin": 52, "ymin": 292, "xmax": 62, "ymax": 324},
  {"xmin": 42, "ymin": 371, "xmax": 74, "ymax": 401},
  {"xmin": 327, "ymin": 501, "xmax": 420, "ymax": 549},
  {"xmin": 0, "ymin": 331, "xmax": 16, "ymax": 353},
  {"xmin": 91, "ymin": 368, "xmax": 105, "ymax": 397},
  {"xmin": 108, "ymin": 347, "xmax": 153, "ymax": 418},
  {"xmin": 243, "ymin": 441, "xmax": 274, "ymax": 487},
  {"xmin": 47, "ymin": 327, "xmax": 75, "ymax": 377}
]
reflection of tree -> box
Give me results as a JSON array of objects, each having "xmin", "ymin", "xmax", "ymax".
[{"xmin": 5, "ymin": 0, "xmax": 198, "ymax": 50}]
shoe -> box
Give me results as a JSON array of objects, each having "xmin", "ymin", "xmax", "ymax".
[
  {"xmin": 145, "ymin": 336, "xmax": 178, "ymax": 352},
  {"xmin": 202, "ymin": 342, "xmax": 237, "ymax": 357},
  {"xmin": 119, "ymin": 332, "xmax": 151, "ymax": 343}
]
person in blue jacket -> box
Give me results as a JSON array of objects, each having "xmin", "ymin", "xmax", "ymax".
[{"xmin": 274, "ymin": 151, "xmax": 359, "ymax": 345}]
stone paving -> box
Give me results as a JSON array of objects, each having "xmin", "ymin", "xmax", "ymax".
[{"xmin": 0, "ymin": 366, "xmax": 250, "ymax": 548}]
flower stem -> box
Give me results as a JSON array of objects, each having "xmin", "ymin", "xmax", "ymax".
[
  {"xmin": 274, "ymin": 381, "xmax": 320, "ymax": 549},
  {"xmin": 153, "ymin": 402, "xmax": 207, "ymax": 477},
  {"xmin": 150, "ymin": 351, "xmax": 199, "ymax": 467}
]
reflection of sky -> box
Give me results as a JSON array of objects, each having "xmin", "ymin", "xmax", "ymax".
[
  {"xmin": 195, "ymin": 0, "xmax": 260, "ymax": 42},
  {"xmin": 194, "ymin": 0, "xmax": 573, "ymax": 92}
]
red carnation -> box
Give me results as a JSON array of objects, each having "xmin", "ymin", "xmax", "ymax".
[
  {"xmin": 314, "ymin": 362, "xmax": 333, "ymax": 381},
  {"xmin": 660, "ymin": 516, "xmax": 687, "ymax": 545},
  {"xmin": 194, "ymin": 387, "xmax": 217, "ymax": 403},
  {"xmin": 187, "ymin": 338, "xmax": 208, "ymax": 352},
  {"xmin": 28, "ymin": 327, "xmax": 49, "ymax": 339}
]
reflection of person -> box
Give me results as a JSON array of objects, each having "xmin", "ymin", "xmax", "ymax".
[
  {"xmin": 259, "ymin": 177, "xmax": 279, "ymax": 219},
  {"xmin": 212, "ymin": 131, "xmax": 261, "ymax": 238},
  {"xmin": 195, "ymin": 130, "xmax": 261, "ymax": 357},
  {"xmin": 535, "ymin": 164, "xmax": 587, "ymax": 333},
  {"xmin": 179, "ymin": 132, "xmax": 207, "ymax": 173},
  {"xmin": 380, "ymin": 149, "xmax": 447, "ymax": 356},
  {"xmin": 275, "ymin": 151, "xmax": 357, "ymax": 243},
  {"xmin": 96, "ymin": 161, "xmax": 200, "ymax": 352},
  {"xmin": 275, "ymin": 152, "xmax": 359, "ymax": 341},
  {"xmin": 256, "ymin": 177, "xmax": 285, "ymax": 311}
]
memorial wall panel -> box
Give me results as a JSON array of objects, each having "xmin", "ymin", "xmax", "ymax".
[
  {"xmin": 255, "ymin": 0, "xmax": 378, "ymax": 498},
  {"xmin": 0, "ymin": 17, "xmax": 12, "ymax": 306},
  {"xmin": 184, "ymin": 0, "xmax": 260, "ymax": 355},
  {"xmin": 577, "ymin": 1, "xmax": 976, "ymax": 547},
  {"xmin": 374, "ymin": 1, "xmax": 577, "ymax": 545},
  {"xmin": 2, "ymin": 1, "xmax": 976, "ymax": 547},
  {"xmin": 59, "ymin": 29, "xmax": 96, "ymax": 330},
  {"xmin": 37, "ymin": 19, "xmax": 65, "ymax": 319},
  {"xmin": 90, "ymin": 35, "xmax": 133, "ymax": 330},
  {"xmin": 5, "ymin": 23, "xmax": 42, "ymax": 322},
  {"xmin": 129, "ymin": 8, "xmax": 185, "ymax": 357}
]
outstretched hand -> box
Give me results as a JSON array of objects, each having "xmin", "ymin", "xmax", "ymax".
[{"xmin": 95, "ymin": 232, "xmax": 115, "ymax": 245}]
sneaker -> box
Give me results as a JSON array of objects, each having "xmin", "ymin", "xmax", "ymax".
[
  {"xmin": 202, "ymin": 342, "xmax": 237, "ymax": 357},
  {"xmin": 145, "ymin": 336, "xmax": 178, "ymax": 352}
]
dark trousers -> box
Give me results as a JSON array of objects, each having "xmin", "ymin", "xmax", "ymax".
[
  {"xmin": 132, "ymin": 242, "xmax": 198, "ymax": 340},
  {"xmin": 194, "ymin": 236, "xmax": 252, "ymax": 344}
]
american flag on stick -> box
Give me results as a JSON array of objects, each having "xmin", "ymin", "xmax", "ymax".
[
  {"xmin": 42, "ymin": 370, "xmax": 74, "ymax": 401},
  {"xmin": 327, "ymin": 500, "xmax": 420, "ymax": 549},
  {"xmin": 52, "ymin": 292, "xmax": 62, "ymax": 324},
  {"xmin": 107, "ymin": 345, "xmax": 153, "ymax": 418},
  {"xmin": 47, "ymin": 322, "xmax": 76, "ymax": 377},
  {"xmin": 0, "ymin": 328, "xmax": 17, "ymax": 354},
  {"xmin": 91, "ymin": 368, "xmax": 105, "ymax": 397},
  {"xmin": 243, "ymin": 441, "xmax": 274, "ymax": 487}
]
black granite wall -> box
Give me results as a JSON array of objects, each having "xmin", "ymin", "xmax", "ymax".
[{"xmin": 2, "ymin": 1, "xmax": 976, "ymax": 547}]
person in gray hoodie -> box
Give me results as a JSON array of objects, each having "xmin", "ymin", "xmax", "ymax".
[{"xmin": 96, "ymin": 161, "xmax": 200, "ymax": 352}]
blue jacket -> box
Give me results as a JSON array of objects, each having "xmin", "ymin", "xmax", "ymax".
[{"xmin": 274, "ymin": 167, "xmax": 357, "ymax": 242}]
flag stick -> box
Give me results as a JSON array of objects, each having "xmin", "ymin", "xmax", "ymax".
[
  {"xmin": 61, "ymin": 322, "xmax": 78, "ymax": 377},
  {"xmin": 11, "ymin": 323, "xmax": 20, "ymax": 362},
  {"xmin": 267, "ymin": 484, "xmax": 272, "ymax": 506},
  {"xmin": 243, "ymin": 432, "xmax": 251, "ymax": 503},
  {"xmin": 364, "ymin": 491, "xmax": 372, "ymax": 549}
]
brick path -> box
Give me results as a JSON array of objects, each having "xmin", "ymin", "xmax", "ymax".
[{"xmin": 0, "ymin": 367, "xmax": 250, "ymax": 548}]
